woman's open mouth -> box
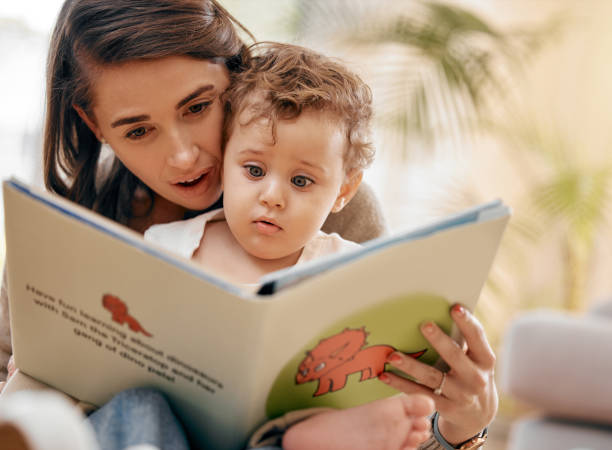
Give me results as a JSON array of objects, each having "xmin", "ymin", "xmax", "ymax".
[
  {"xmin": 177, "ymin": 173, "xmax": 205, "ymax": 187},
  {"xmin": 172, "ymin": 169, "xmax": 212, "ymax": 190},
  {"xmin": 170, "ymin": 168, "xmax": 220, "ymax": 202}
]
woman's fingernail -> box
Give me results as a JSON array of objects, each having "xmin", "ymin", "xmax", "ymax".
[
  {"xmin": 388, "ymin": 353, "xmax": 402, "ymax": 363},
  {"xmin": 379, "ymin": 373, "xmax": 390, "ymax": 383},
  {"xmin": 452, "ymin": 304, "xmax": 465, "ymax": 317},
  {"xmin": 421, "ymin": 322, "xmax": 435, "ymax": 335}
]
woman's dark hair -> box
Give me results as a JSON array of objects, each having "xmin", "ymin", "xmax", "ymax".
[{"xmin": 44, "ymin": 0, "xmax": 252, "ymax": 223}]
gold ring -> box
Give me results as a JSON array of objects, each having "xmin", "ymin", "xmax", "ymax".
[{"xmin": 433, "ymin": 372, "xmax": 446, "ymax": 396}]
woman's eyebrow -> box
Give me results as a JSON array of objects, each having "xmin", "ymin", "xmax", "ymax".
[
  {"xmin": 176, "ymin": 85, "xmax": 214, "ymax": 110},
  {"xmin": 111, "ymin": 115, "xmax": 150, "ymax": 128},
  {"xmin": 110, "ymin": 85, "xmax": 216, "ymax": 128}
]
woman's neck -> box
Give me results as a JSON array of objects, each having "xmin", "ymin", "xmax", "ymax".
[{"xmin": 128, "ymin": 194, "xmax": 188, "ymax": 234}]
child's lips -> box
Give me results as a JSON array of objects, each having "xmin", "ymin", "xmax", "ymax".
[{"xmin": 254, "ymin": 219, "xmax": 282, "ymax": 235}]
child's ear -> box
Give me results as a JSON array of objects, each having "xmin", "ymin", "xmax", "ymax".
[
  {"xmin": 73, "ymin": 105, "xmax": 105, "ymax": 143},
  {"xmin": 332, "ymin": 170, "xmax": 363, "ymax": 213}
]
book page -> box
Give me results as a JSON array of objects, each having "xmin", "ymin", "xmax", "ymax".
[
  {"xmin": 250, "ymin": 215, "xmax": 508, "ymax": 420},
  {"xmin": 3, "ymin": 180, "xmax": 266, "ymax": 449}
]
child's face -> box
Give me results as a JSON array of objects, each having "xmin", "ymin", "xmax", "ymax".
[{"xmin": 222, "ymin": 110, "xmax": 352, "ymax": 260}]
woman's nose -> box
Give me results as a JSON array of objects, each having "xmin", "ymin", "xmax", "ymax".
[{"xmin": 167, "ymin": 135, "xmax": 199, "ymax": 170}]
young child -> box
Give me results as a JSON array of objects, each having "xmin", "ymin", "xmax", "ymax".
[
  {"xmin": 145, "ymin": 42, "xmax": 434, "ymax": 450},
  {"xmin": 144, "ymin": 42, "xmax": 371, "ymax": 286}
]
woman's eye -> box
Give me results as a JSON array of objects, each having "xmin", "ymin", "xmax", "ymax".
[
  {"xmin": 187, "ymin": 101, "xmax": 212, "ymax": 115},
  {"xmin": 292, "ymin": 175, "xmax": 313, "ymax": 188},
  {"xmin": 246, "ymin": 165, "xmax": 265, "ymax": 178},
  {"xmin": 125, "ymin": 126, "xmax": 149, "ymax": 140}
]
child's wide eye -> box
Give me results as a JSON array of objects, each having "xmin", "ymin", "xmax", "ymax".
[
  {"xmin": 291, "ymin": 175, "xmax": 313, "ymax": 188},
  {"xmin": 246, "ymin": 165, "xmax": 265, "ymax": 178}
]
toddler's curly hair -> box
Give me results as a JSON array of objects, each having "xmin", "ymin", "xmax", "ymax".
[{"xmin": 223, "ymin": 42, "xmax": 374, "ymax": 172}]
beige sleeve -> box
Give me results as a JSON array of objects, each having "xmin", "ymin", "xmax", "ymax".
[
  {"xmin": 0, "ymin": 264, "xmax": 11, "ymax": 381},
  {"xmin": 322, "ymin": 182, "xmax": 388, "ymax": 244}
]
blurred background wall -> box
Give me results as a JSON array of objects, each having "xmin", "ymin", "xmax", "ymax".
[{"xmin": 2, "ymin": 1, "xmax": 612, "ymax": 446}]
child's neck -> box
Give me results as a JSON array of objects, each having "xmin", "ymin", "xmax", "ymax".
[{"xmin": 193, "ymin": 220, "xmax": 303, "ymax": 285}]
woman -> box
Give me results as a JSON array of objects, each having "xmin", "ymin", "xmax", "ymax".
[{"xmin": 1, "ymin": 0, "xmax": 496, "ymax": 448}]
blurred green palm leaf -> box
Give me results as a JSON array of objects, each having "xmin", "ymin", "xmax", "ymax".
[
  {"xmin": 533, "ymin": 167, "xmax": 611, "ymax": 236},
  {"xmin": 286, "ymin": 0, "xmax": 535, "ymax": 156}
]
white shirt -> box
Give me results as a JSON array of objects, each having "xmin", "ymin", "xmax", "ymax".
[{"xmin": 144, "ymin": 208, "xmax": 360, "ymax": 265}]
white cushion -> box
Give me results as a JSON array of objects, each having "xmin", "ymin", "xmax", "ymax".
[
  {"xmin": 508, "ymin": 418, "xmax": 612, "ymax": 450},
  {"xmin": 500, "ymin": 310, "xmax": 612, "ymax": 425}
]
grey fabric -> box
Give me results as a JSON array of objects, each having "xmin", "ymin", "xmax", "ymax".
[
  {"xmin": 508, "ymin": 418, "xmax": 612, "ymax": 450},
  {"xmin": 501, "ymin": 304, "xmax": 612, "ymax": 450},
  {"xmin": 322, "ymin": 182, "xmax": 388, "ymax": 243},
  {"xmin": 587, "ymin": 298, "xmax": 612, "ymax": 319},
  {"xmin": 500, "ymin": 309, "xmax": 612, "ymax": 425}
]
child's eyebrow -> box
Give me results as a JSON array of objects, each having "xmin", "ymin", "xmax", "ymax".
[
  {"xmin": 238, "ymin": 148, "xmax": 265, "ymax": 156},
  {"xmin": 237, "ymin": 149, "xmax": 326, "ymax": 173},
  {"xmin": 298, "ymin": 159, "xmax": 326, "ymax": 173}
]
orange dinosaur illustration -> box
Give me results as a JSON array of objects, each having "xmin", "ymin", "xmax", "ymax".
[
  {"xmin": 102, "ymin": 294, "xmax": 152, "ymax": 337},
  {"xmin": 296, "ymin": 327, "xmax": 425, "ymax": 397}
]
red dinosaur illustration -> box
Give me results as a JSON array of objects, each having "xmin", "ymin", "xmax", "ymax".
[
  {"xmin": 296, "ymin": 327, "xmax": 426, "ymax": 397},
  {"xmin": 102, "ymin": 294, "xmax": 152, "ymax": 337}
]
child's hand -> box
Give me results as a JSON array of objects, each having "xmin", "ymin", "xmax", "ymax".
[
  {"xmin": 380, "ymin": 304, "xmax": 497, "ymax": 446},
  {"xmin": 282, "ymin": 394, "xmax": 434, "ymax": 450}
]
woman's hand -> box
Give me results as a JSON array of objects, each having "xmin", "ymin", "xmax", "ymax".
[{"xmin": 379, "ymin": 304, "xmax": 497, "ymax": 446}]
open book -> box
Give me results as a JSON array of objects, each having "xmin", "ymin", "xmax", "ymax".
[{"xmin": 3, "ymin": 177, "xmax": 510, "ymax": 450}]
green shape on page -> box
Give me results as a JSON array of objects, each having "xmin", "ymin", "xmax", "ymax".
[{"xmin": 265, "ymin": 293, "xmax": 452, "ymax": 418}]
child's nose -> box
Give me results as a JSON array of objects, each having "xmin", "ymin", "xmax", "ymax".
[{"xmin": 259, "ymin": 179, "xmax": 285, "ymax": 209}]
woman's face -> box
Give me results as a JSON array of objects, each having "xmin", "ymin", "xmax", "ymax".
[{"xmin": 82, "ymin": 56, "xmax": 229, "ymax": 212}]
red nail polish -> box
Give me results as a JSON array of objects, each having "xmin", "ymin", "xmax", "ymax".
[
  {"xmin": 452, "ymin": 304, "xmax": 465, "ymax": 317},
  {"xmin": 422, "ymin": 322, "xmax": 435, "ymax": 335}
]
